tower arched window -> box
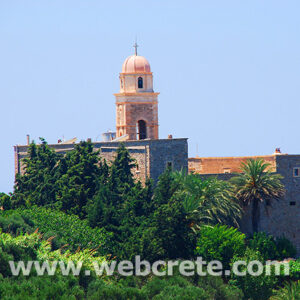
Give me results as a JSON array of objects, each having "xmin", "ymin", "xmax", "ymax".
[
  {"xmin": 137, "ymin": 120, "xmax": 147, "ymax": 140},
  {"xmin": 138, "ymin": 77, "xmax": 143, "ymax": 89}
]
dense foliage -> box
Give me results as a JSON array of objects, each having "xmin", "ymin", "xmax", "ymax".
[
  {"xmin": 11, "ymin": 140, "xmax": 244, "ymax": 262},
  {"xmin": 231, "ymin": 159, "xmax": 285, "ymax": 233},
  {"xmin": 0, "ymin": 193, "xmax": 11, "ymax": 210},
  {"xmin": 195, "ymin": 225, "xmax": 246, "ymax": 270},
  {"xmin": 270, "ymin": 280, "xmax": 300, "ymax": 300},
  {"xmin": 0, "ymin": 207, "xmax": 112, "ymax": 255},
  {"xmin": 1, "ymin": 141, "xmax": 298, "ymax": 299},
  {"xmin": 229, "ymin": 248, "xmax": 278, "ymax": 300},
  {"xmin": 0, "ymin": 230, "xmax": 244, "ymax": 299},
  {"xmin": 248, "ymin": 232, "xmax": 297, "ymax": 261}
]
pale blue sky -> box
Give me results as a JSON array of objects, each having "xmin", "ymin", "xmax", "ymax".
[{"xmin": 1, "ymin": 0, "xmax": 300, "ymax": 193}]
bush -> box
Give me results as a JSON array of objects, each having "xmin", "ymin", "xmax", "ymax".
[
  {"xmin": 195, "ymin": 225, "xmax": 246, "ymax": 270},
  {"xmin": 141, "ymin": 274, "xmax": 242, "ymax": 300},
  {"xmin": 289, "ymin": 259, "xmax": 300, "ymax": 281},
  {"xmin": 87, "ymin": 279, "xmax": 145, "ymax": 300},
  {"xmin": 0, "ymin": 229, "xmax": 244, "ymax": 299},
  {"xmin": 0, "ymin": 275, "xmax": 84, "ymax": 300},
  {"xmin": 229, "ymin": 248, "xmax": 278, "ymax": 300},
  {"xmin": 275, "ymin": 236, "xmax": 297, "ymax": 260},
  {"xmin": 248, "ymin": 232, "xmax": 297, "ymax": 261},
  {"xmin": 152, "ymin": 285, "xmax": 208, "ymax": 300},
  {"xmin": 1, "ymin": 207, "xmax": 113, "ymax": 256},
  {"xmin": 247, "ymin": 232, "xmax": 278, "ymax": 260},
  {"xmin": 194, "ymin": 275, "xmax": 243, "ymax": 300},
  {"xmin": 0, "ymin": 214, "xmax": 34, "ymax": 235},
  {"xmin": 0, "ymin": 231, "xmax": 107, "ymax": 276},
  {"xmin": 0, "ymin": 193, "xmax": 11, "ymax": 210},
  {"xmin": 270, "ymin": 280, "xmax": 300, "ymax": 300}
]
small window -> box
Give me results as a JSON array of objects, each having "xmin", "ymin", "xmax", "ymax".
[
  {"xmin": 137, "ymin": 120, "xmax": 147, "ymax": 140},
  {"xmin": 293, "ymin": 167, "xmax": 300, "ymax": 177},
  {"xmin": 135, "ymin": 164, "xmax": 140, "ymax": 174},
  {"xmin": 166, "ymin": 162, "xmax": 173, "ymax": 169},
  {"xmin": 223, "ymin": 168, "xmax": 231, "ymax": 174},
  {"xmin": 290, "ymin": 201, "xmax": 296, "ymax": 206},
  {"xmin": 138, "ymin": 77, "xmax": 143, "ymax": 88}
]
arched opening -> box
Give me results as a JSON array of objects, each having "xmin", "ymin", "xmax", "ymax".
[
  {"xmin": 137, "ymin": 120, "xmax": 147, "ymax": 140},
  {"xmin": 138, "ymin": 77, "xmax": 143, "ymax": 89}
]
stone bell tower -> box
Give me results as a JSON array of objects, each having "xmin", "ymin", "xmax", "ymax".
[{"xmin": 114, "ymin": 44, "xmax": 159, "ymax": 140}]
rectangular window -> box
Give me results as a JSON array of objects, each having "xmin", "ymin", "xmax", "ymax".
[
  {"xmin": 290, "ymin": 201, "xmax": 296, "ymax": 206},
  {"xmin": 293, "ymin": 167, "xmax": 300, "ymax": 177},
  {"xmin": 166, "ymin": 162, "xmax": 173, "ymax": 170}
]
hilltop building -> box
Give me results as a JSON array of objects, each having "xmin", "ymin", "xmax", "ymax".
[
  {"xmin": 188, "ymin": 150, "xmax": 300, "ymax": 255},
  {"xmin": 14, "ymin": 46, "xmax": 300, "ymax": 255},
  {"xmin": 14, "ymin": 46, "xmax": 188, "ymax": 183}
]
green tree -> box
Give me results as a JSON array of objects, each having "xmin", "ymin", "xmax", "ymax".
[
  {"xmin": 108, "ymin": 143, "xmax": 136, "ymax": 194},
  {"xmin": 174, "ymin": 172, "xmax": 242, "ymax": 229},
  {"xmin": 230, "ymin": 159, "xmax": 285, "ymax": 233},
  {"xmin": 87, "ymin": 144, "xmax": 153, "ymax": 259},
  {"xmin": 56, "ymin": 141, "xmax": 104, "ymax": 218},
  {"xmin": 87, "ymin": 144, "xmax": 138, "ymax": 230},
  {"xmin": 195, "ymin": 225, "xmax": 246, "ymax": 270},
  {"xmin": 138, "ymin": 168, "xmax": 195, "ymax": 261},
  {"xmin": 0, "ymin": 193, "xmax": 11, "ymax": 210},
  {"xmin": 12, "ymin": 138, "xmax": 59, "ymax": 208}
]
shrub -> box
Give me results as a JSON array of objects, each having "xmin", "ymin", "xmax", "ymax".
[
  {"xmin": 0, "ymin": 231, "xmax": 107, "ymax": 276},
  {"xmin": 0, "ymin": 214, "xmax": 34, "ymax": 235},
  {"xmin": 270, "ymin": 280, "xmax": 300, "ymax": 300},
  {"xmin": 248, "ymin": 232, "xmax": 297, "ymax": 261},
  {"xmin": 141, "ymin": 274, "xmax": 243, "ymax": 300},
  {"xmin": 151, "ymin": 285, "xmax": 208, "ymax": 300},
  {"xmin": 229, "ymin": 248, "xmax": 278, "ymax": 300},
  {"xmin": 195, "ymin": 225, "xmax": 246, "ymax": 270},
  {"xmin": 289, "ymin": 259, "xmax": 300, "ymax": 281},
  {"xmin": 0, "ymin": 275, "xmax": 84, "ymax": 300},
  {"xmin": 247, "ymin": 232, "xmax": 278, "ymax": 260},
  {"xmin": 196, "ymin": 275, "xmax": 243, "ymax": 300},
  {"xmin": 87, "ymin": 279, "xmax": 146, "ymax": 300},
  {"xmin": 275, "ymin": 236, "xmax": 297, "ymax": 260},
  {"xmin": 0, "ymin": 207, "xmax": 113, "ymax": 256},
  {"xmin": 0, "ymin": 193, "xmax": 11, "ymax": 210}
]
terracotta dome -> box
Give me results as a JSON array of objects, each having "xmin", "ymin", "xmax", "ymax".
[{"xmin": 122, "ymin": 55, "xmax": 151, "ymax": 73}]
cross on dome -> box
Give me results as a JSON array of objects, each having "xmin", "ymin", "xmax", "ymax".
[{"xmin": 133, "ymin": 41, "xmax": 138, "ymax": 56}]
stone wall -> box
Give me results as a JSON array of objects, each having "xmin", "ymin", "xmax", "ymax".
[
  {"xmin": 191, "ymin": 154, "xmax": 300, "ymax": 256},
  {"xmin": 189, "ymin": 155, "xmax": 276, "ymax": 174},
  {"xmin": 258, "ymin": 155, "xmax": 300, "ymax": 256},
  {"xmin": 14, "ymin": 138, "xmax": 188, "ymax": 184}
]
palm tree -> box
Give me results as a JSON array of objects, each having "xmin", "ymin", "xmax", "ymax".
[
  {"xmin": 173, "ymin": 171, "xmax": 242, "ymax": 230},
  {"xmin": 230, "ymin": 159, "xmax": 285, "ymax": 233}
]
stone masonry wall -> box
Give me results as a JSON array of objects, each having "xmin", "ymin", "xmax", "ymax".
[
  {"xmin": 193, "ymin": 154, "xmax": 300, "ymax": 256},
  {"xmin": 258, "ymin": 155, "xmax": 300, "ymax": 255},
  {"xmin": 15, "ymin": 138, "xmax": 188, "ymax": 184},
  {"xmin": 189, "ymin": 155, "xmax": 276, "ymax": 174}
]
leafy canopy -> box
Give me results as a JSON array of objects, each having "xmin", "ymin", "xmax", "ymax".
[{"xmin": 230, "ymin": 159, "xmax": 285, "ymax": 232}]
